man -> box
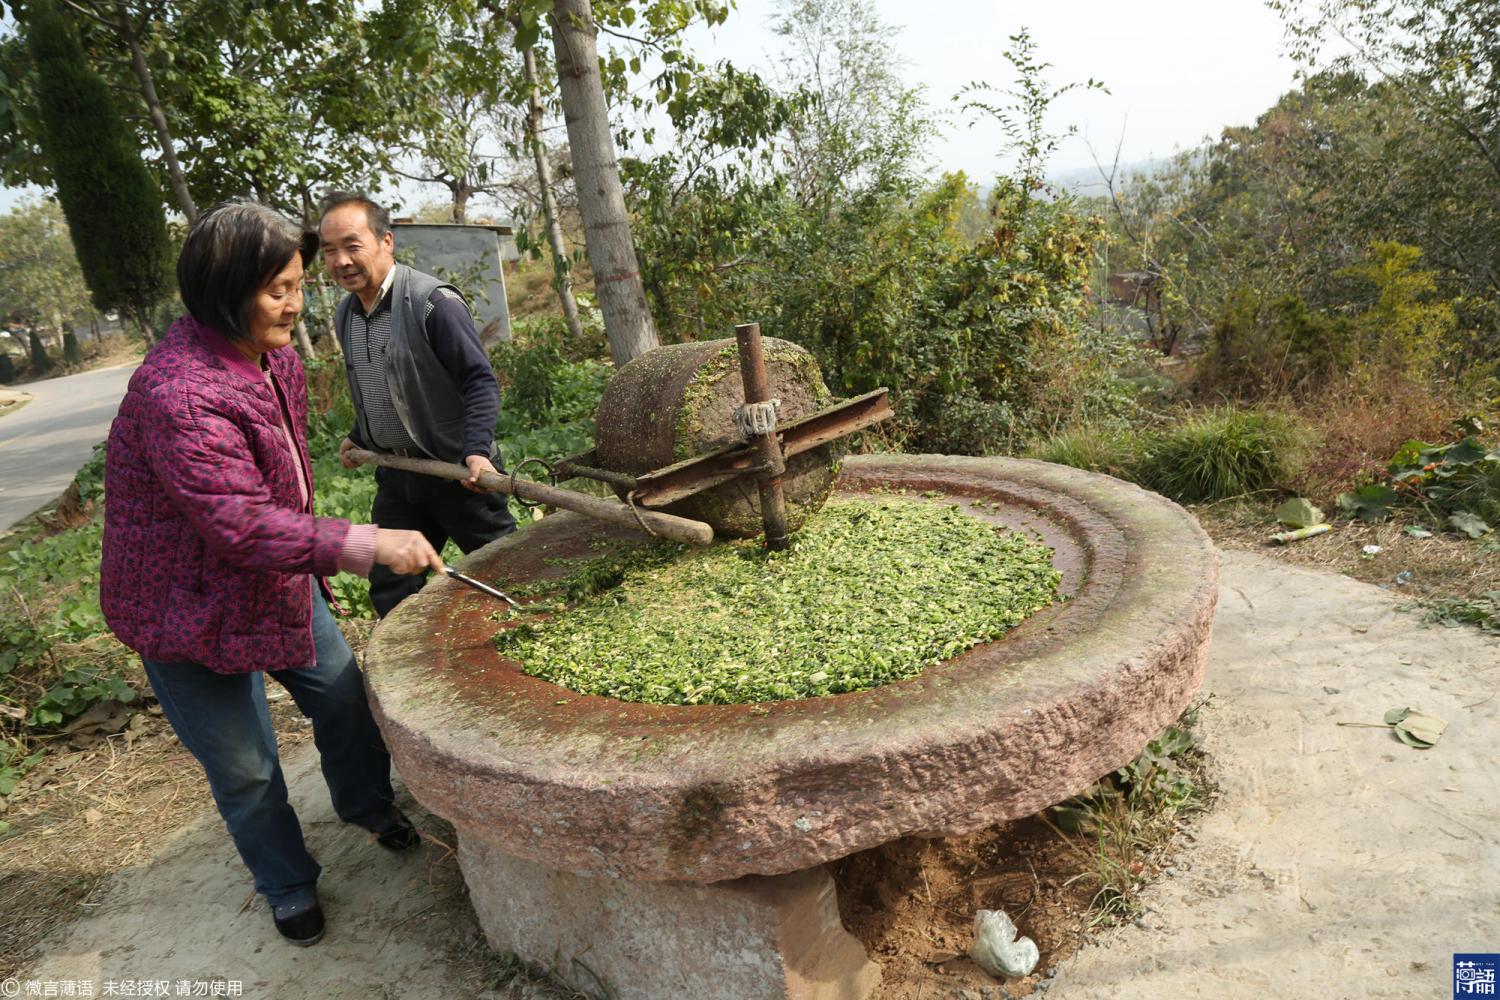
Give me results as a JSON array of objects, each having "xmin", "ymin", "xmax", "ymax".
[{"xmin": 319, "ymin": 192, "xmax": 516, "ymax": 617}]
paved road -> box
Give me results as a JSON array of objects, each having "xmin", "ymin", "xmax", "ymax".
[{"xmin": 0, "ymin": 362, "xmax": 139, "ymax": 531}]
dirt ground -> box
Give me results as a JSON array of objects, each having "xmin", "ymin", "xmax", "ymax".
[{"xmin": 2, "ymin": 525, "xmax": 1495, "ymax": 998}]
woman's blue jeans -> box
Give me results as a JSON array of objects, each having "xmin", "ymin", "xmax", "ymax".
[{"xmin": 143, "ymin": 578, "xmax": 399, "ymax": 908}]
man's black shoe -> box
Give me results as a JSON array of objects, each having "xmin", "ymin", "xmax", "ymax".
[
  {"xmin": 273, "ymin": 903, "xmax": 325, "ymax": 947},
  {"xmin": 374, "ymin": 813, "xmax": 422, "ymax": 852}
]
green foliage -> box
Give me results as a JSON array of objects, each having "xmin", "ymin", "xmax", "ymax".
[
  {"xmin": 628, "ymin": 4, "xmax": 1134, "ymax": 454},
  {"xmin": 29, "ymin": 664, "xmax": 134, "ymax": 727},
  {"xmin": 1096, "ymin": 67, "xmax": 1498, "ymax": 374},
  {"xmin": 955, "ymin": 27, "xmax": 1106, "ymax": 195},
  {"xmin": 1198, "ymin": 289, "xmax": 1356, "ymax": 397},
  {"xmin": 26, "ymin": 0, "xmax": 169, "ymax": 332},
  {"xmin": 1336, "ymin": 483, "xmax": 1399, "ymax": 522},
  {"xmin": 1132, "ymin": 410, "xmax": 1303, "ymax": 503},
  {"xmin": 0, "ymin": 741, "xmax": 45, "ymax": 798},
  {"xmin": 0, "ymin": 198, "xmax": 93, "ymax": 340},
  {"xmin": 1031, "ymin": 408, "xmax": 1307, "ymax": 504},
  {"xmin": 1383, "ymin": 435, "xmax": 1500, "ymax": 534},
  {"xmin": 0, "ymin": 512, "xmax": 138, "ymax": 735},
  {"xmin": 1047, "ymin": 706, "xmax": 1207, "ymax": 926},
  {"xmin": 1028, "ymin": 425, "xmax": 1143, "ymax": 481},
  {"xmin": 496, "ymin": 497, "xmax": 1061, "ymax": 704},
  {"xmin": 491, "ymin": 326, "xmax": 612, "ymax": 462},
  {"xmin": 1339, "ymin": 241, "xmax": 1456, "ymax": 376},
  {"xmin": 1420, "ymin": 592, "xmax": 1500, "ymax": 636}
]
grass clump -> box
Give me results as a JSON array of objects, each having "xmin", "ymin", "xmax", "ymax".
[
  {"xmin": 494, "ymin": 497, "xmax": 1062, "ymax": 705},
  {"xmin": 1029, "ymin": 408, "xmax": 1305, "ymax": 504},
  {"xmin": 1045, "ymin": 705, "xmax": 1210, "ymax": 927}
]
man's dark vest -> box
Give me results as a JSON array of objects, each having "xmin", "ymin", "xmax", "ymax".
[{"xmin": 335, "ymin": 263, "xmax": 486, "ymax": 464}]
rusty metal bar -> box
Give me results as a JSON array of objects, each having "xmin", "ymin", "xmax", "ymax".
[
  {"xmin": 550, "ymin": 450, "xmax": 642, "ymax": 491},
  {"xmin": 734, "ymin": 322, "xmax": 790, "ymax": 550},
  {"xmin": 624, "ymin": 389, "xmax": 893, "ymax": 508}
]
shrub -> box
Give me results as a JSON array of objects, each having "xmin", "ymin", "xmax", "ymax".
[
  {"xmin": 1197, "ymin": 290, "xmax": 1356, "ymax": 399},
  {"xmin": 1028, "ymin": 425, "xmax": 1142, "ymax": 481},
  {"xmin": 1031, "ymin": 408, "xmax": 1308, "ymax": 504},
  {"xmin": 1134, "ymin": 409, "xmax": 1305, "ymax": 503}
]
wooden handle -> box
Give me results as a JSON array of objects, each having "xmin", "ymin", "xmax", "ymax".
[{"xmin": 345, "ymin": 449, "xmax": 714, "ymax": 546}]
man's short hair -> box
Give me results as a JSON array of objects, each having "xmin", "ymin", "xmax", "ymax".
[
  {"xmin": 318, "ymin": 191, "xmax": 391, "ymax": 240},
  {"xmin": 177, "ymin": 201, "xmax": 317, "ymax": 342}
]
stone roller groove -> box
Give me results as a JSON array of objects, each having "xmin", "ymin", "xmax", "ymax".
[{"xmin": 363, "ymin": 454, "xmax": 1219, "ymax": 884}]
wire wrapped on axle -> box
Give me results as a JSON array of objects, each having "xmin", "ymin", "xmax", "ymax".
[{"xmin": 734, "ymin": 398, "xmax": 781, "ymax": 439}]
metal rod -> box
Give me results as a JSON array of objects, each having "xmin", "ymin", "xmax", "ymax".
[
  {"xmin": 551, "ymin": 460, "xmax": 641, "ymax": 491},
  {"xmin": 345, "ymin": 449, "xmax": 714, "ymax": 546},
  {"xmin": 734, "ymin": 322, "xmax": 790, "ymax": 550},
  {"xmin": 444, "ymin": 566, "xmax": 518, "ymax": 606}
]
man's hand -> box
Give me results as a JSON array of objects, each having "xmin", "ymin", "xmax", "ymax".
[
  {"xmin": 463, "ymin": 454, "xmax": 501, "ymax": 493},
  {"xmin": 373, "ymin": 528, "xmax": 444, "ymax": 576},
  {"xmin": 339, "ymin": 437, "xmax": 360, "ymax": 469}
]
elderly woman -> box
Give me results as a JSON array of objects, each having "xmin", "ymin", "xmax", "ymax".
[{"xmin": 100, "ymin": 202, "xmax": 444, "ymax": 947}]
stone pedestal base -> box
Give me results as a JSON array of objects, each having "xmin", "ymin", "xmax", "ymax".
[{"xmin": 459, "ymin": 830, "xmax": 880, "ymax": 1000}]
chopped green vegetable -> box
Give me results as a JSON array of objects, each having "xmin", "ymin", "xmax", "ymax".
[{"xmin": 494, "ymin": 497, "xmax": 1062, "ymax": 704}]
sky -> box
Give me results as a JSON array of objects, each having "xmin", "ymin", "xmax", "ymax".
[
  {"xmin": 681, "ymin": 0, "xmax": 1309, "ymax": 189},
  {"xmin": 0, "ymin": 0, "xmax": 1309, "ymax": 213}
]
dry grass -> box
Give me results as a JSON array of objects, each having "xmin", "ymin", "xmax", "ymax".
[
  {"xmin": 506, "ymin": 257, "xmax": 596, "ymax": 322},
  {"xmin": 1193, "ymin": 499, "xmax": 1499, "ymax": 602},
  {"xmin": 1287, "ymin": 375, "xmax": 1469, "ymax": 503}
]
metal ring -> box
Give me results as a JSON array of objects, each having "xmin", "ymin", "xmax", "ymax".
[{"xmin": 508, "ymin": 456, "xmax": 556, "ymax": 511}]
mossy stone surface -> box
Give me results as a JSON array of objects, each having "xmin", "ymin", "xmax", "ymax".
[{"xmin": 593, "ymin": 338, "xmax": 841, "ymax": 537}]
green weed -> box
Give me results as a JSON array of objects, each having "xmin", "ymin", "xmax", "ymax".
[
  {"xmin": 1045, "ymin": 706, "xmax": 1209, "ymax": 926},
  {"xmin": 1030, "ymin": 408, "xmax": 1306, "ymax": 504}
]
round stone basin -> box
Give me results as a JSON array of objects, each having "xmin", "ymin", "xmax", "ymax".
[{"xmin": 364, "ymin": 454, "xmax": 1218, "ymax": 884}]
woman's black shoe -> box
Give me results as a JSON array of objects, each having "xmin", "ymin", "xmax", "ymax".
[
  {"xmin": 375, "ymin": 813, "xmax": 422, "ymax": 852},
  {"xmin": 273, "ymin": 903, "xmax": 325, "ymax": 946}
]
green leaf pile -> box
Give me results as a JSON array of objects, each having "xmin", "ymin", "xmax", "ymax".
[{"xmin": 494, "ymin": 497, "xmax": 1062, "ymax": 704}]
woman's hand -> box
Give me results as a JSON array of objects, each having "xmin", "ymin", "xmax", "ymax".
[{"xmin": 373, "ymin": 529, "xmax": 445, "ymax": 576}]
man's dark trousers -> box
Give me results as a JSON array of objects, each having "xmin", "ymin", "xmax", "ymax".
[{"xmin": 369, "ymin": 465, "xmax": 516, "ymax": 617}]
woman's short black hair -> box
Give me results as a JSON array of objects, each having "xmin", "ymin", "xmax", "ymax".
[{"xmin": 177, "ymin": 201, "xmax": 318, "ymax": 341}]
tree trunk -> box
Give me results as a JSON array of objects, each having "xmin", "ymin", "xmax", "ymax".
[
  {"xmin": 523, "ymin": 44, "xmax": 584, "ymax": 342},
  {"xmin": 452, "ymin": 184, "xmax": 469, "ymax": 224},
  {"xmin": 131, "ymin": 304, "xmax": 159, "ymax": 343},
  {"xmin": 294, "ymin": 317, "xmax": 316, "ymax": 360},
  {"xmin": 550, "ymin": 0, "xmax": 657, "ymax": 367},
  {"xmin": 316, "ymin": 273, "xmax": 342, "ymax": 357},
  {"xmin": 27, "ymin": 326, "xmax": 54, "ymax": 373},
  {"xmin": 115, "ymin": 2, "xmax": 196, "ymax": 222}
]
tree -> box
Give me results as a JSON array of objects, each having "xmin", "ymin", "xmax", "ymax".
[
  {"xmin": 772, "ymin": 0, "xmax": 930, "ymax": 213},
  {"xmin": 0, "ymin": 198, "xmax": 93, "ymax": 341},
  {"xmin": 26, "ymin": 0, "xmax": 169, "ymax": 339},
  {"xmin": 520, "ymin": 39, "xmax": 583, "ymax": 338},
  {"xmin": 547, "ymin": 0, "xmax": 658, "ymax": 366},
  {"xmin": 1272, "ymin": 0, "xmax": 1500, "ymax": 185}
]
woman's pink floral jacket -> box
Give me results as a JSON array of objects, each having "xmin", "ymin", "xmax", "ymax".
[{"xmin": 101, "ymin": 316, "xmax": 351, "ymax": 674}]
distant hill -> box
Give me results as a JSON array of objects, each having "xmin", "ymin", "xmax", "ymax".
[{"xmin": 1047, "ymin": 157, "xmax": 1166, "ymax": 196}]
